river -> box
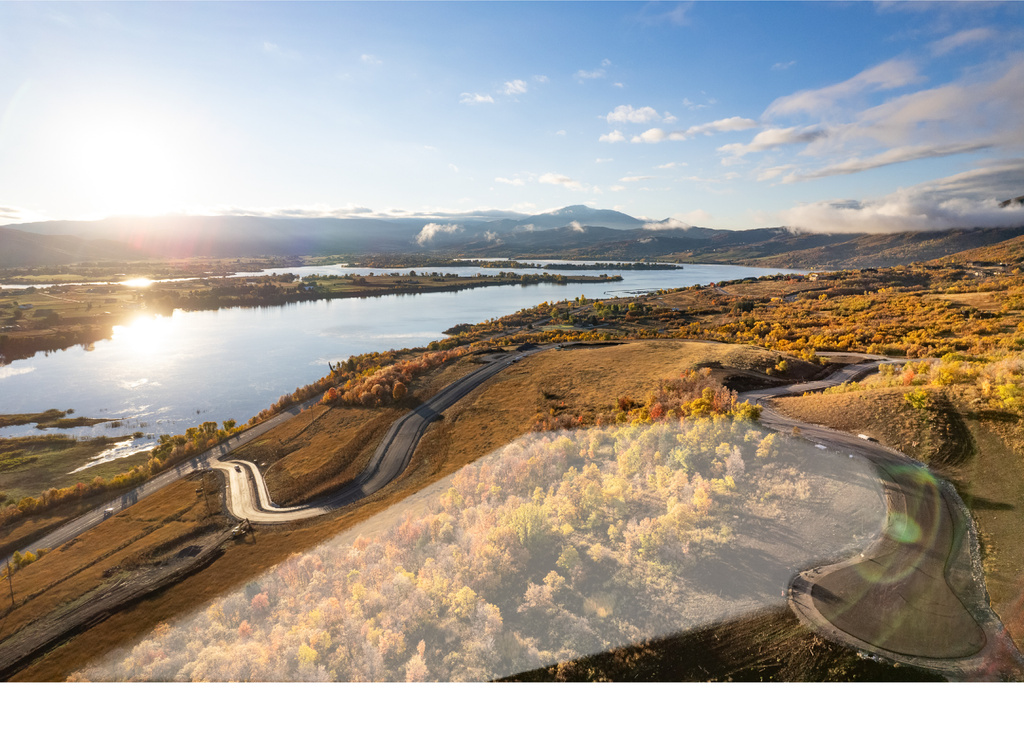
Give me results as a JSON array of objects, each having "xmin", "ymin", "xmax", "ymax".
[{"xmin": 0, "ymin": 263, "xmax": 803, "ymax": 446}]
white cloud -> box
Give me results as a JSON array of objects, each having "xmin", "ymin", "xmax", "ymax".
[
  {"xmin": 503, "ymin": 79, "xmax": 528, "ymax": 95},
  {"xmin": 609, "ymin": 185, "xmax": 626, "ymax": 192},
  {"xmin": 930, "ymin": 28, "xmax": 996, "ymax": 56},
  {"xmin": 756, "ymin": 165, "xmax": 797, "ymax": 182},
  {"xmin": 782, "ymin": 142, "xmax": 993, "ymax": 183},
  {"xmin": 569, "ymin": 221, "xmax": 585, "ymax": 233},
  {"xmin": 555, "ymin": 130, "xmax": 567, "ymax": 136},
  {"xmin": 717, "ymin": 126, "xmax": 827, "ymax": 159},
  {"xmin": 0, "ymin": 365, "xmax": 35, "ymax": 380},
  {"xmin": 459, "ymin": 92, "xmax": 495, "ymax": 105},
  {"xmin": 605, "ymin": 105, "xmax": 662, "ymax": 124},
  {"xmin": 637, "ymin": 2, "xmax": 692, "ymax": 26},
  {"xmin": 0, "ymin": 205, "xmax": 46, "ymax": 223},
  {"xmin": 360, "ymin": 54, "xmax": 382, "ymax": 65},
  {"xmin": 851, "ymin": 60, "xmax": 1024, "ymax": 148},
  {"xmin": 656, "ymin": 162, "xmax": 687, "ymax": 169},
  {"xmin": 628, "ymin": 117, "xmax": 757, "ymax": 145},
  {"xmin": 415, "ymin": 223, "xmax": 463, "ymax": 245},
  {"xmin": 533, "ymin": 75, "xmax": 550, "ymax": 84},
  {"xmin": 772, "ymin": 61, "xmax": 796, "ymax": 71},
  {"xmin": 730, "ymin": 58, "xmax": 1024, "ymax": 179},
  {"xmin": 780, "ymin": 160, "xmax": 1024, "ymax": 233},
  {"xmin": 632, "ymin": 128, "xmax": 673, "ymax": 144},
  {"xmin": 495, "ymin": 176, "xmax": 526, "ymax": 186},
  {"xmin": 262, "ymin": 41, "xmax": 302, "ymax": 61},
  {"xmin": 620, "ymin": 175, "xmax": 654, "ymax": 182},
  {"xmin": 575, "ymin": 60, "xmax": 611, "ymax": 82},
  {"xmin": 539, "ymin": 173, "xmax": 585, "ymax": 191},
  {"xmin": 595, "ymin": 158, "xmax": 613, "ymax": 164},
  {"xmin": 599, "ymin": 130, "xmax": 627, "ymax": 143},
  {"xmin": 684, "ymin": 209, "xmax": 713, "ymax": 226},
  {"xmin": 207, "ymin": 205, "xmax": 375, "ymax": 218},
  {"xmin": 448, "ymin": 163, "xmax": 459, "ymax": 173},
  {"xmin": 642, "ymin": 218, "xmax": 693, "ymax": 231},
  {"xmin": 766, "ymin": 59, "xmax": 923, "ymax": 118},
  {"xmin": 682, "ymin": 96, "xmax": 715, "ymax": 111},
  {"xmin": 685, "ymin": 117, "xmax": 758, "ymax": 136}
]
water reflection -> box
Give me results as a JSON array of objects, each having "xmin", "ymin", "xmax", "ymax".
[
  {"xmin": 111, "ymin": 314, "xmax": 175, "ymax": 359},
  {"xmin": 1, "ymin": 264, "xmax": 805, "ymax": 442}
]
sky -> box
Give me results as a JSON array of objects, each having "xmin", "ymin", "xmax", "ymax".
[{"xmin": 2, "ymin": 1, "xmax": 1024, "ymax": 233}]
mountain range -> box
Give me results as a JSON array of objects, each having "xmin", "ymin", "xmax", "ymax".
[{"xmin": 3, "ymin": 205, "xmax": 1024, "ymax": 270}]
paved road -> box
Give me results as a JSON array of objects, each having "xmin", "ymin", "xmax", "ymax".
[
  {"xmin": 217, "ymin": 347, "xmax": 546, "ymax": 522},
  {"xmin": 5, "ymin": 344, "xmax": 548, "ymax": 558},
  {"xmin": 3, "ymin": 398, "xmax": 312, "ymax": 566},
  {"xmin": 743, "ymin": 359, "xmax": 1023, "ymax": 677}
]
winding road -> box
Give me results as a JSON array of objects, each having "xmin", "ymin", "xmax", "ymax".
[
  {"xmin": 216, "ymin": 347, "xmax": 545, "ymax": 522},
  {"xmin": 743, "ymin": 359, "xmax": 1024, "ymax": 678}
]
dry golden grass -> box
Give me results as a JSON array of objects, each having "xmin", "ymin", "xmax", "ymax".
[
  {"xmin": 402, "ymin": 340, "xmax": 785, "ymax": 488},
  {"xmin": 0, "ymin": 473, "xmax": 220, "ymax": 645},
  {"xmin": 924, "ymin": 291, "xmax": 1002, "ymax": 312},
  {"xmin": 235, "ymin": 354, "xmax": 485, "ymax": 506},
  {"xmin": 772, "ymin": 388, "xmax": 948, "ymax": 464},
  {"xmin": 651, "ymin": 289, "xmax": 709, "ymax": 310},
  {"xmin": 234, "ymin": 404, "xmax": 404, "ymax": 506},
  {"xmin": 715, "ymin": 280, "xmax": 827, "ymax": 299}
]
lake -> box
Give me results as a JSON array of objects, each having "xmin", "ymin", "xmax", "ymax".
[{"xmin": 0, "ymin": 263, "xmax": 803, "ymax": 445}]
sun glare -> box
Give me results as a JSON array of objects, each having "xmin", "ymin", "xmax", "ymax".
[
  {"xmin": 63, "ymin": 108, "xmax": 191, "ymax": 217},
  {"xmin": 111, "ymin": 314, "xmax": 174, "ymax": 357},
  {"xmin": 120, "ymin": 277, "xmax": 154, "ymax": 288}
]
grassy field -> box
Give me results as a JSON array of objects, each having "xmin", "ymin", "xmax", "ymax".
[
  {"xmin": 0, "ymin": 435, "xmax": 152, "ymax": 504},
  {"xmin": 0, "ymin": 473, "xmax": 223, "ymax": 646},
  {"xmin": 0, "ymin": 409, "xmax": 110, "ymax": 429},
  {"xmin": 0, "ymin": 436, "xmax": 156, "ymax": 557},
  {"xmin": 407, "ymin": 340, "xmax": 796, "ymax": 490}
]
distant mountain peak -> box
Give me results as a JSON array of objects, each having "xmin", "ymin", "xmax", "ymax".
[{"xmin": 518, "ymin": 205, "xmax": 645, "ymax": 231}]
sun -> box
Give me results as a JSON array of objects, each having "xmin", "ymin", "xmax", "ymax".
[{"xmin": 63, "ymin": 108, "xmax": 192, "ymax": 218}]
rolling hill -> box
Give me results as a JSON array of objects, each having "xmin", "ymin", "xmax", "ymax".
[{"xmin": 4, "ymin": 205, "xmax": 1024, "ymax": 269}]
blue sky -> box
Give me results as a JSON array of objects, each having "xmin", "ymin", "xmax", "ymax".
[{"xmin": 2, "ymin": 1, "xmax": 1024, "ymax": 233}]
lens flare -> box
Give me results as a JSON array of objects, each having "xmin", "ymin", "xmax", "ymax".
[{"xmin": 886, "ymin": 511, "xmax": 922, "ymax": 543}]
